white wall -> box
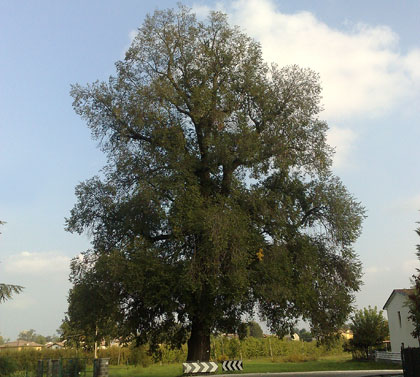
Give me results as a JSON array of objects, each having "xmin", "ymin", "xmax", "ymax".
[{"xmin": 386, "ymin": 292, "xmax": 419, "ymax": 352}]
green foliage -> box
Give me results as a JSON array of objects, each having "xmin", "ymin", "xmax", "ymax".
[
  {"xmin": 237, "ymin": 323, "xmax": 249, "ymax": 340},
  {"xmin": 66, "ymin": 5, "xmax": 364, "ymax": 360},
  {"xmin": 60, "ymin": 269, "xmax": 119, "ymax": 350},
  {"xmin": 0, "ymin": 335, "xmax": 8, "ymax": 345},
  {"xmin": 225, "ymin": 338, "xmax": 241, "ymax": 359},
  {"xmin": 0, "ymin": 222, "xmax": 24, "ymax": 303},
  {"xmin": 297, "ymin": 328, "xmax": 313, "ymax": 342},
  {"xmin": 349, "ymin": 306, "xmax": 389, "ymax": 360},
  {"xmin": 0, "ymin": 283, "xmax": 23, "ymax": 303},
  {"xmin": 128, "ymin": 344, "xmax": 152, "ymax": 367},
  {"xmin": 0, "ymin": 356, "xmax": 17, "ymax": 377},
  {"xmin": 408, "ymin": 274, "xmax": 420, "ymax": 341},
  {"xmin": 248, "ymin": 321, "xmax": 264, "ymax": 338},
  {"xmin": 237, "ymin": 321, "xmax": 263, "ymax": 340},
  {"xmin": 408, "ymin": 224, "xmax": 420, "ymax": 341},
  {"xmin": 209, "ymin": 335, "xmax": 344, "ymax": 361}
]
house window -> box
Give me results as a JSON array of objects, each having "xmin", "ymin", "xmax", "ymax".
[{"xmin": 398, "ymin": 311, "xmax": 402, "ymax": 328}]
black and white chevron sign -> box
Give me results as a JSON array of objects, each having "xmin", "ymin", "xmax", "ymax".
[
  {"xmin": 183, "ymin": 361, "xmax": 218, "ymax": 374},
  {"xmin": 222, "ymin": 360, "xmax": 243, "ymax": 371}
]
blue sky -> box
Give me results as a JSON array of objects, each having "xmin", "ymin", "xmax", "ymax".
[{"xmin": 1, "ymin": 0, "xmax": 420, "ymax": 340}]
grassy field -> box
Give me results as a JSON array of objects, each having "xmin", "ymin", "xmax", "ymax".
[{"xmin": 106, "ymin": 355, "xmax": 401, "ymax": 377}]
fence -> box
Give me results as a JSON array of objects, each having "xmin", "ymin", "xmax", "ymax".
[
  {"xmin": 375, "ymin": 351, "xmax": 402, "ymax": 363},
  {"xmin": 401, "ymin": 347, "xmax": 420, "ymax": 377},
  {"xmin": 36, "ymin": 358, "xmax": 89, "ymax": 377}
]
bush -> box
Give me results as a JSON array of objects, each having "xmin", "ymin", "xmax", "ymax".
[
  {"xmin": 0, "ymin": 356, "xmax": 17, "ymax": 376},
  {"xmin": 128, "ymin": 344, "xmax": 152, "ymax": 367},
  {"xmin": 226, "ymin": 338, "xmax": 241, "ymax": 359},
  {"xmin": 216, "ymin": 354, "xmax": 228, "ymax": 362}
]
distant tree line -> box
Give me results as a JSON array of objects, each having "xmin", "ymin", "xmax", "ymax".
[{"xmin": 17, "ymin": 329, "xmax": 59, "ymax": 345}]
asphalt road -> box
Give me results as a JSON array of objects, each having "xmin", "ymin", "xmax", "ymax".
[{"xmin": 212, "ymin": 371, "xmax": 403, "ymax": 377}]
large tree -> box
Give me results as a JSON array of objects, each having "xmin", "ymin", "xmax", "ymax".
[{"xmin": 66, "ymin": 6, "xmax": 364, "ymax": 361}]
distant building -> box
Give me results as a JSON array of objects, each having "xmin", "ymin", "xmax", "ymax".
[
  {"xmin": 339, "ymin": 329, "xmax": 353, "ymax": 340},
  {"xmin": 283, "ymin": 333, "xmax": 300, "ymax": 341},
  {"xmin": 0, "ymin": 340, "xmax": 44, "ymax": 351},
  {"xmin": 383, "ymin": 288, "xmax": 419, "ymax": 352},
  {"xmin": 45, "ymin": 341, "xmax": 65, "ymax": 350}
]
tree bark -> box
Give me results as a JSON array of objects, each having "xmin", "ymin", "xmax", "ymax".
[{"xmin": 187, "ymin": 319, "xmax": 211, "ymax": 361}]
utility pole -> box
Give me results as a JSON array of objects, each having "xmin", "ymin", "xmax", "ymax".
[{"xmin": 94, "ymin": 325, "xmax": 98, "ymax": 359}]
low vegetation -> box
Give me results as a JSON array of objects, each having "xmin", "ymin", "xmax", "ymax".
[
  {"xmin": 105, "ymin": 355, "xmax": 400, "ymax": 377},
  {"xmin": 0, "ymin": 336, "xmax": 400, "ymax": 377}
]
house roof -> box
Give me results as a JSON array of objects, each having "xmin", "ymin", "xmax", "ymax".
[
  {"xmin": 45, "ymin": 342, "xmax": 65, "ymax": 348},
  {"xmin": 0, "ymin": 340, "xmax": 44, "ymax": 348},
  {"xmin": 383, "ymin": 289, "xmax": 414, "ymax": 310}
]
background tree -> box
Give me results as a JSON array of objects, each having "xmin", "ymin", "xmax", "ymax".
[
  {"xmin": 17, "ymin": 329, "xmax": 37, "ymax": 342},
  {"xmin": 0, "ymin": 221, "xmax": 23, "ymax": 302},
  {"xmin": 17, "ymin": 329, "xmax": 58, "ymax": 345},
  {"xmin": 408, "ymin": 275, "xmax": 420, "ymax": 345},
  {"xmin": 407, "ymin": 222, "xmax": 420, "ymax": 345},
  {"xmin": 349, "ymin": 306, "xmax": 389, "ymax": 359},
  {"xmin": 248, "ymin": 321, "xmax": 264, "ymax": 338},
  {"xmin": 60, "ymin": 257, "xmax": 120, "ymax": 352},
  {"xmin": 67, "ymin": 6, "xmax": 364, "ymax": 361},
  {"xmin": 297, "ymin": 328, "xmax": 313, "ymax": 342},
  {"xmin": 237, "ymin": 322, "xmax": 249, "ymax": 340},
  {"xmin": 0, "ymin": 334, "xmax": 8, "ymax": 345}
]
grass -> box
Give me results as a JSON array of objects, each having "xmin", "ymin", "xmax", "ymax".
[{"xmin": 107, "ymin": 354, "xmax": 402, "ymax": 377}]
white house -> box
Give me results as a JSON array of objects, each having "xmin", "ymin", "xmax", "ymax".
[{"xmin": 383, "ymin": 289, "xmax": 419, "ymax": 352}]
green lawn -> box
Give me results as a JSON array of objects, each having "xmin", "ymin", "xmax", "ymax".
[{"xmin": 107, "ymin": 355, "xmax": 401, "ymax": 377}]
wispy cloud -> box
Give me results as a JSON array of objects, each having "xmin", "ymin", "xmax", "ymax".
[{"xmin": 3, "ymin": 251, "xmax": 70, "ymax": 277}]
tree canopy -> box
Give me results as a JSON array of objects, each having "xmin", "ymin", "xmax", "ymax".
[
  {"xmin": 17, "ymin": 329, "xmax": 58, "ymax": 345},
  {"xmin": 349, "ymin": 306, "xmax": 388, "ymax": 359},
  {"xmin": 66, "ymin": 6, "xmax": 364, "ymax": 361}
]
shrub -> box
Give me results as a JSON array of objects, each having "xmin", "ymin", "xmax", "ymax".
[
  {"xmin": 226, "ymin": 338, "xmax": 241, "ymax": 359},
  {"xmin": 216, "ymin": 354, "xmax": 228, "ymax": 362},
  {"xmin": 128, "ymin": 344, "xmax": 152, "ymax": 367},
  {"xmin": 0, "ymin": 356, "xmax": 17, "ymax": 376}
]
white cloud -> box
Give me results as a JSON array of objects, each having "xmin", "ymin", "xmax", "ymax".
[
  {"xmin": 3, "ymin": 251, "xmax": 70, "ymax": 277},
  {"xmin": 193, "ymin": 0, "xmax": 420, "ymax": 122}
]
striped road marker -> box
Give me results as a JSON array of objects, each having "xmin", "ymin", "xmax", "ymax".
[
  {"xmin": 183, "ymin": 361, "xmax": 218, "ymax": 374},
  {"xmin": 222, "ymin": 360, "xmax": 243, "ymax": 371}
]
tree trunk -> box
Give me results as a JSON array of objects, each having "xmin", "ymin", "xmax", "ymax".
[{"xmin": 187, "ymin": 319, "xmax": 211, "ymax": 361}]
